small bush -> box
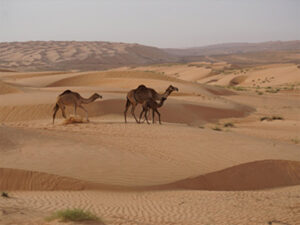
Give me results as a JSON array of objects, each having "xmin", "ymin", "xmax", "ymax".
[
  {"xmin": 260, "ymin": 116, "xmax": 283, "ymax": 121},
  {"xmin": 272, "ymin": 116, "xmax": 283, "ymax": 120},
  {"xmin": 212, "ymin": 126, "xmax": 222, "ymax": 131},
  {"xmin": 224, "ymin": 122, "xmax": 235, "ymax": 128},
  {"xmin": 228, "ymin": 86, "xmax": 247, "ymax": 91},
  {"xmin": 1, "ymin": 192, "xmax": 9, "ymax": 198},
  {"xmin": 260, "ymin": 116, "xmax": 272, "ymax": 121},
  {"xmin": 47, "ymin": 208, "xmax": 101, "ymax": 222},
  {"xmin": 266, "ymin": 88, "xmax": 280, "ymax": 93},
  {"xmin": 291, "ymin": 138, "xmax": 299, "ymax": 144}
]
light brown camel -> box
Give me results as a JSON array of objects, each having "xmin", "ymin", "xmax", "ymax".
[
  {"xmin": 124, "ymin": 85, "xmax": 178, "ymax": 123},
  {"xmin": 139, "ymin": 97, "xmax": 167, "ymax": 124},
  {"xmin": 53, "ymin": 90, "xmax": 102, "ymax": 124}
]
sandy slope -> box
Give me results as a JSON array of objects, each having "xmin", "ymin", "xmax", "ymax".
[
  {"xmin": 0, "ymin": 64, "xmax": 300, "ymax": 225},
  {"xmin": 1, "ymin": 186, "xmax": 300, "ymax": 225}
]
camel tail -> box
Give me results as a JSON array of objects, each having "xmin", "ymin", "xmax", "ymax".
[{"xmin": 52, "ymin": 103, "xmax": 59, "ymax": 124}]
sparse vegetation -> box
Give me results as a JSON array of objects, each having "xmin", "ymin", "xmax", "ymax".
[
  {"xmin": 228, "ymin": 86, "xmax": 247, "ymax": 91},
  {"xmin": 260, "ymin": 116, "xmax": 283, "ymax": 121},
  {"xmin": 212, "ymin": 126, "xmax": 222, "ymax": 131},
  {"xmin": 256, "ymin": 90, "xmax": 263, "ymax": 95},
  {"xmin": 291, "ymin": 138, "xmax": 300, "ymax": 144},
  {"xmin": 265, "ymin": 88, "xmax": 280, "ymax": 93},
  {"xmin": 224, "ymin": 122, "xmax": 235, "ymax": 128},
  {"xmin": 1, "ymin": 192, "xmax": 9, "ymax": 198},
  {"xmin": 46, "ymin": 208, "xmax": 101, "ymax": 222}
]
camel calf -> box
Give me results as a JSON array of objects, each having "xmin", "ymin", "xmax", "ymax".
[{"xmin": 139, "ymin": 97, "xmax": 167, "ymax": 124}]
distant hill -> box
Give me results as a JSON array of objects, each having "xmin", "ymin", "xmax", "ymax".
[
  {"xmin": 164, "ymin": 41, "xmax": 300, "ymax": 65},
  {"xmin": 164, "ymin": 40, "xmax": 300, "ymax": 56},
  {"xmin": 1, "ymin": 40, "xmax": 300, "ymax": 71},
  {"xmin": 0, "ymin": 41, "xmax": 177, "ymax": 71}
]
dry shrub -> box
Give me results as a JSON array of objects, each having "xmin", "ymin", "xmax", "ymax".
[{"xmin": 63, "ymin": 116, "xmax": 84, "ymax": 125}]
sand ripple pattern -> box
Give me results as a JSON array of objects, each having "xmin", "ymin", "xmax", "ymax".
[{"xmin": 1, "ymin": 187, "xmax": 300, "ymax": 225}]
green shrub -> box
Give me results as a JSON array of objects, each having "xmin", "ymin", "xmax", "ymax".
[{"xmin": 47, "ymin": 208, "xmax": 101, "ymax": 222}]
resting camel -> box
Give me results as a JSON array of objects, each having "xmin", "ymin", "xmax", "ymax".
[
  {"xmin": 124, "ymin": 85, "xmax": 178, "ymax": 123},
  {"xmin": 139, "ymin": 97, "xmax": 167, "ymax": 124},
  {"xmin": 53, "ymin": 90, "xmax": 102, "ymax": 124}
]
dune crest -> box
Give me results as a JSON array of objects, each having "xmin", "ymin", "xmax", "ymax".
[{"xmin": 1, "ymin": 160, "xmax": 300, "ymax": 191}]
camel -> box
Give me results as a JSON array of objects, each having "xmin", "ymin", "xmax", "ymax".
[
  {"xmin": 124, "ymin": 85, "xmax": 178, "ymax": 123},
  {"xmin": 53, "ymin": 90, "xmax": 102, "ymax": 124},
  {"xmin": 139, "ymin": 97, "xmax": 167, "ymax": 124}
]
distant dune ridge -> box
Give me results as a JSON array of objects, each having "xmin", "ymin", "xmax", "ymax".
[
  {"xmin": 164, "ymin": 40, "xmax": 300, "ymax": 56},
  {"xmin": 0, "ymin": 41, "xmax": 177, "ymax": 71},
  {"xmin": 1, "ymin": 40, "xmax": 300, "ymax": 71}
]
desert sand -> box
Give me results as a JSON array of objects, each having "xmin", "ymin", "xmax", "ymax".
[{"xmin": 0, "ymin": 61, "xmax": 300, "ymax": 225}]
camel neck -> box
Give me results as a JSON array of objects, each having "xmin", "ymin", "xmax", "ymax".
[
  {"xmin": 81, "ymin": 95, "xmax": 97, "ymax": 104},
  {"xmin": 158, "ymin": 98, "xmax": 167, "ymax": 108},
  {"xmin": 161, "ymin": 89, "xmax": 173, "ymax": 99}
]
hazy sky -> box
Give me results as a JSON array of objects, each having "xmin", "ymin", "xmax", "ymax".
[{"xmin": 0, "ymin": 0, "xmax": 299, "ymax": 48}]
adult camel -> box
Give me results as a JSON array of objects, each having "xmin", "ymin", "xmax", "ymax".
[
  {"xmin": 53, "ymin": 90, "xmax": 102, "ymax": 124},
  {"xmin": 124, "ymin": 85, "xmax": 178, "ymax": 123}
]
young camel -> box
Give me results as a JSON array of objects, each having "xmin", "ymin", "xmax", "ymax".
[
  {"xmin": 53, "ymin": 90, "xmax": 102, "ymax": 124},
  {"xmin": 139, "ymin": 97, "xmax": 167, "ymax": 124},
  {"xmin": 124, "ymin": 85, "xmax": 178, "ymax": 123}
]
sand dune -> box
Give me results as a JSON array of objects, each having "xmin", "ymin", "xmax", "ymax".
[
  {"xmin": 1, "ymin": 160, "xmax": 300, "ymax": 191},
  {"xmin": 0, "ymin": 80, "xmax": 22, "ymax": 94},
  {"xmin": 1, "ymin": 61, "xmax": 300, "ymax": 225},
  {"xmin": 1, "ymin": 122, "xmax": 299, "ymax": 188},
  {"xmin": 166, "ymin": 160, "xmax": 300, "ymax": 191},
  {"xmin": 122, "ymin": 63, "xmax": 300, "ymax": 88}
]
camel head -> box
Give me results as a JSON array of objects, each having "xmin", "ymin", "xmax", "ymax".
[
  {"xmin": 92, "ymin": 93, "xmax": 102, "ymax": 99},
  {"xmin": 166, "ymin": 85, "xmax": 179, "ymax": 93}
]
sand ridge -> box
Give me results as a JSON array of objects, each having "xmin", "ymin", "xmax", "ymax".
[{"xmin": 1, "ymin": 160, "xmax": 300, "ymax": 191}]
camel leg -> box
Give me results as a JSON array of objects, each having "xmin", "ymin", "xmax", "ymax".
[
  {"xmin": 139, "ymin": 108, "xmax": 145, "ymax": 123},
  {"xmin": 74, "ymin": 103, "xmax": 77, "ymax": 116},
  {"xmin": 53, "ymin": 103, "xmax": 59, "ymax": 124},
  {"xmin": 145, "ymin": 109, "xmax": 150, "ymax": 124},
  {"xmin": 59, "ymin": 104, "xmax": 67, "ymax": 119},
  {"xmin": 79, "ymin": 105, "xmax": 89, "ymax": 122},
  {"xmin": 131, "ymin": 103, "xmax": 139, "ymax": 123},
  {"xmin": 124, "ymin": 98, "xmax": 131, "ymax": 123},
  {"xmin": 152, "ymin": 109, "xmax": 155, "ymax": 124},
  {"xmin": 155, "ymin": 109, "xmax": 162, "ymax": 124}
]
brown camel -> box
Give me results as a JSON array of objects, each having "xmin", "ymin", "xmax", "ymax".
[
  {"xmin": 139, "ymin": 97, "xmax": 167, "ymax": 124},
  {"xmin": 124, "ymin": 85, "xmax": 178, "ymax": 123},
  {"xmin": 53, "ymin": 90, "xmax": 102, "ymax": 124}
]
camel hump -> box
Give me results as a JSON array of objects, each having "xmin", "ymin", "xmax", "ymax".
[
  {"xmin": 59, "ymin": 89, "xmax": 72, "ymax": 96},
  {"xmin": 137, "ymin": 84, "xmax": 147, "ymax": 90}
]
